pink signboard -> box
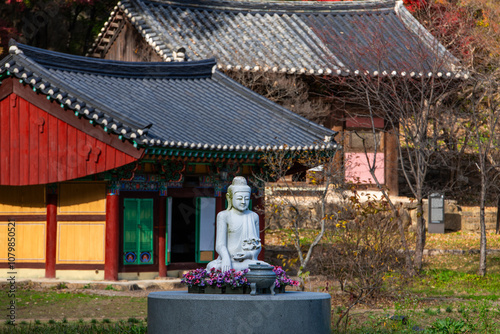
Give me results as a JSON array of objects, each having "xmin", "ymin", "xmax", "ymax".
[{"xmin": 345, "ymin": 152, "xmax": 385, "ymax": 184}]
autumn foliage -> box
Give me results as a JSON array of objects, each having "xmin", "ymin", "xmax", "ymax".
[
  {"xmin": 408, "ymin": 0, "xmax": 500, "ymax": 68},
  {"xmin": 404, "ymin": 0, "xmax": 427, "ymax": 12}
]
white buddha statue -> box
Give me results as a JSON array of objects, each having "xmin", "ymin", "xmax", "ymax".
[{"xmin": 207, "ymin": 176, "xmax": 269, "ymax": 272}]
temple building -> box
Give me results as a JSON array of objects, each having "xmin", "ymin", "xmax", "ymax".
[
  {"xmin": 0, "ymin": 41, "xmax": 336, "ymax": 280},
  {"xmin": 89, "ymin": 0, "xmax": 462, "ymax": 195}
]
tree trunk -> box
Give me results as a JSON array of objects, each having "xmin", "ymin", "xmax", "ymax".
[
  {"xmin": 479, "ymin": 174, "xmax": 487, "ymax": 276},
  {"xmin": 414, "ymin": 198, "xmax": 426, "ymax": 271},
  {"xmin": 397, "ymin": 213, "xmax": 416, "ymax": 277},
  {"xmin": 496, "ymin": 196, "xmax": 500, "ymax": 235}
]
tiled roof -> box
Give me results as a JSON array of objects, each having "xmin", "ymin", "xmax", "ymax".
[
  {"xmin": 1, "ymin": 41, "xmax": 336, "ymax": 152},
  {"xmin": 90, "ymin": 0, "xmax": 464, "ymax": 78}
]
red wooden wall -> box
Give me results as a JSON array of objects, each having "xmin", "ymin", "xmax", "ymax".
[{"xmin": 0, "ymin": 88, "xmax": 141, "ymax": 185}]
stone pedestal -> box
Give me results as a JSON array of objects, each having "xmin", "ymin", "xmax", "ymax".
[{"xmin": 148, "ymin": 291, "xmax": 331, "ymax": 334}]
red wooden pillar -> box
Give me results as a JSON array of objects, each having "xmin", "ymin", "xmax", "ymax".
[
  {"xmin": 45, "ymin": 190, "xmax": 57, "ymax": 278},
  {"xmin": 105, "ymin": 190, "xmax": 119, "ymax": 281},
  {"xmin": 215, "ymin": 196, "xmax": 225, "ymax": 215},
  {"xmin": 158, "ymin": 196, "xmax": 167, "ymax": 277},
  {"xmin": 254, "ymin": 196, "xmax": 266, "ymax": 261}
]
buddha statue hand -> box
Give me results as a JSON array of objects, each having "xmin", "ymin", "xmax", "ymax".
[
  {"xmin": 242, "ymin": 238, "xmax": 261, "ymax": 251},
  {"xmin": 232, "ymin": 252, "xmax": 250, "ymax": 262},
  {"xmin": 221, "ymin": 258, "xmax": 231, "ymax": 272}
]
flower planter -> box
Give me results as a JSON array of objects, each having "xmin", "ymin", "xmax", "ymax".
[
  {"xmin": 187, "ymin": 285, "xmax": 251, "ymax": 294},
  {"xmin": 183, "ymin": 267, "xmax": 298, "ymax": 294},
  {"xmin": 204, "ymin": 286, "xmax": 226, "ymax": 294},
  {"xmin": 225, "ymin": 286, "xmax": 250, "ymax": 294},
  {"xmin": 276, "ymin": 286, "xmax": 286, "ymax": 293},
  {"xmin": 188, "ymin": 286, "xmax": 205, "ymax": 294}
]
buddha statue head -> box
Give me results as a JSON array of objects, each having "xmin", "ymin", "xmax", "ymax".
[{"xmin": 226, "ymin": 176, "xmax": 251, "ymax": 212}]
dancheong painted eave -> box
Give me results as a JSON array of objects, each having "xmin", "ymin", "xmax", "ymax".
[
  {"xmin": 90, "ymin": 0, "xmax": 467, "ymax": 79},
  {"xmin": 1, "ymin": 40, "xmax": 336, "ymax": 155}
]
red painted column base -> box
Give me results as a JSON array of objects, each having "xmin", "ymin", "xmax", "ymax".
[
  {"xmin": 158, "ymin": 197, "xmax": 167, "ymax": 278},
  {"xmin": 45, "ymin": 194, "xmax": 57, "ymax": 278},
  {"xmin": 105, "ymin": 193, "xmax": 119, "ymax": 281}
]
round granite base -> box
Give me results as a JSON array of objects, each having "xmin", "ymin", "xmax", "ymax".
[{"xmin": 148, "ymin": 291, "xmax": 331, "ymax": 334}]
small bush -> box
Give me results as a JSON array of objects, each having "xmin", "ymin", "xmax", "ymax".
[
  {"xmin": 425, "ymin": 308, "xmax": 438, "ymax": 316},
  {"xmin": 57, "ymin": 282, "xmax": 68, "ymax": 289},
  {"xmin": 427, "ymin": 317, "xmax": 473, "ymax": 334}
]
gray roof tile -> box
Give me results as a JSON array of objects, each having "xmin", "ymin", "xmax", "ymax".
[
  {"xmin": 91, "ymin": 0, "xmax": 463, "ymax": 77},
  {"xmin": 1, "ymin": 41, "xmax": 336, "ymax": 152}
]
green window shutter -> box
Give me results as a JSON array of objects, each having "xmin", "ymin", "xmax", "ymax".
[
  {"xmin": 138, "ymin": 199, "xmax": 154, "ymax": 264},
  {"xmin": 123, "ymin": 198, "xmax": 154, "ymax": 265},
  {"xmin": 123, "ymin": 199, "xmax": 139, "ymax": 265}
]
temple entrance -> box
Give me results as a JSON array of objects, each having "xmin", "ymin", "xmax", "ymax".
[
  {"xmin": 166, "ymin": 196, "xmax": 216, "ymax": 264},
  {"xmin": 170, "ymin": 198, "xmax": 197, "ymax": 263}
]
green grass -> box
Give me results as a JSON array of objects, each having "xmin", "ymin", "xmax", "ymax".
[
  {"xmin": 326, "ymin": 251, "xmax": 500, "ymax": 333},
  {"xmin": 127, "ymin": 317, "xmax": 140, "ymax": 324},
  {"xmin": 0, "ymin": 322, "xmax": 147, "ymax": 333},
  {"xmin": 409, "ymin": 268, "xmax": 500, "ymax": 299},
  {"xmin": 266, "ymin": 230, "xmax": 500, "ymax": 250},
  {"xmin": 0, "ymin": 287, "xmax": 147, "ymax": 320},
  {"xmin": 335, "ymin": 301, "xmax": 500, "ymax": 333}
]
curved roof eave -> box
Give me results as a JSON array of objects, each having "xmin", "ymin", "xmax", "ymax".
[
  {"xmin": 89, "ymin": 0, "xmax": 467, "ymax": 79},
  {"xmin": 1, "ymin": 41, "xmax": 337, "ymax": 154}
]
